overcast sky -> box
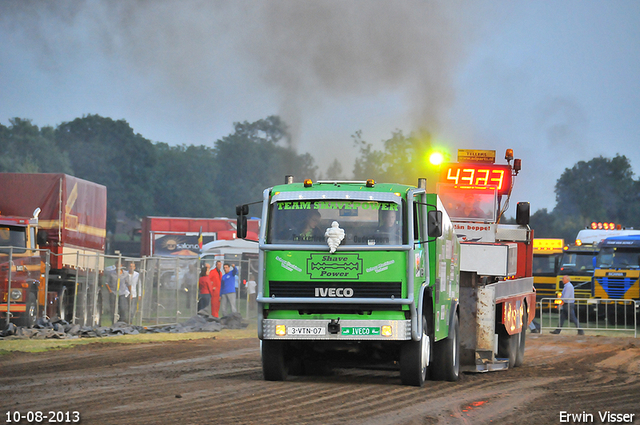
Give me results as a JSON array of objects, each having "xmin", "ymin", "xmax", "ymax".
[{"xmin": 1, "ymin": 1, "xmax": 639, "ymax": 217}]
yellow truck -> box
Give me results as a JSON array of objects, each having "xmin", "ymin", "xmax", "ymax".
[{"xmin": 532, "ymin": 238, "xmax": 563, "ymax": 308}]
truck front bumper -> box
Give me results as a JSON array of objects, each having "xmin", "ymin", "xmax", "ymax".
[{"xmin": 262, "ymin": 318, "xmax": 412, "ymax": 341}]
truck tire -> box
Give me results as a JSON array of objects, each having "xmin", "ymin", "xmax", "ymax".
[
  {"xmin": 431, "ymin": 313, "xmax": 460, "ymax": 382},
  {"xmin": 400, "ymin": 316, "xmax": 429, "ymax": 387},
  {"xmin": 19, "ymin": 292, "xmax": 37, "ymax": 328},
  {"xmin": 262, "ymin": 340, "xmax": 288, "ymax": 381},
  {"xmin": 498, "ymin": 324, "xmax": 519, "ymax": 368},
  {"xmin": 514, "ymin": 309, "xmax": 527, "ymax": 367}
]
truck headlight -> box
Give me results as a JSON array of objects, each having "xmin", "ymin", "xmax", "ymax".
[{"xmin": 10, "ymin": 289, "xmax": 22, "ymax": 301}]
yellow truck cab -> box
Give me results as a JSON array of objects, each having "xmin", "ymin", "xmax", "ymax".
[{"xmin": 532, "ymin": 238, "xmax": 563, "ymax": 307}]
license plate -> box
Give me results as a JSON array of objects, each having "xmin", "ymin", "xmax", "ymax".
[
  {"xmin": 341, "ymin": 327, "xmax": 380, "ymax": 336},
  {"xmin": 287, "ymin": 326, "xmax": 326, "ymax": 336}
]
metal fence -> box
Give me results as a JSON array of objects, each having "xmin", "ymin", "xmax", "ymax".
[
  {"xmin": 3, "ymin": 247, "xmax": 258, "ymax": 328},
  {"xmin": 104, "ymin": 254, "xmax": 258, "ymax": 327},
  {"xmin": 537, "ymin": 297, "xmax": 638, "ymax": 337}
]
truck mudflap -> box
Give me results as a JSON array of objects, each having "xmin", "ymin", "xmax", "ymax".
[{"xmin": 262, "ymin": 318, "xmax": 412, "ymax": 341}]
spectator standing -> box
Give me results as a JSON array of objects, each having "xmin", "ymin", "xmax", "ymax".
[
  {"xmin": 209, "ymin": 261, "xmax": 223, "ymax": 318},
  {"xmin": 220, "ymin": 263, "xmax": 238, "ymax": 316},
  {"xmin": 247, "ymin": 274, "xmax": 257, "ymax": 317},
  {"xmin": 104, "ymin": 265, "xmax": 120, "ymax": 324},
  {"xmin": 551, "ymin": 275, "xmax": 584, "ymax": 335},
  {"xmin": 117, "ymin": 267, "xmax": 129, "ymax": 323},
  {"xmin": 118, "ymin": 262, "xmax": 140, "ymax": 323},
  {"xmin": 198, "ymin": 263, "xmax": 213, "ymax": 313}
]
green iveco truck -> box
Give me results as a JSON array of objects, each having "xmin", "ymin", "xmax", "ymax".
[{"xmin": 237, "ymin": 151, "xmax": 534, "ymax": 386}]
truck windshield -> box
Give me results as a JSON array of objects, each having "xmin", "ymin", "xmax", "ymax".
[
  {"xmin": 533, "ymin": 254, "xmax": 559, "ymax": 276},
  {"xmin": 560, "ymin": 252, "xmax": 596, "ymax": 275},
  {"xmin": 596, "ymin": 247, "xmax": 640, "ymax": 269},
  {"xmin": 437, "ymin": 184, "xmax": 497, "ymax": 223},
  {"xmin": 267, "ymin": 200, "xmax": 404, "ymax": 246},
  {"xmin": 0, "ymin": 226, "xmax": 27, "ymax": 254}
]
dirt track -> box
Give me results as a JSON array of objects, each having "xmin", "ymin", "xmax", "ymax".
[{"xmin": 1, "ymin": 333, "xmax": 639, "ymax": 425}]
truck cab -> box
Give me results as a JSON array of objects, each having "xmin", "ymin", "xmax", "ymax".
[
  {"xmin": 593, "ymin": 235, "xmax": 640, "ymax": 301},
  {"xmin": 240, "ymin": 178, "xmax": 460, "ymax": 386},
  {"xmin": 556, "ymin": 242, "xmax": 598, "ymax": 301},
  {"xmin": 0, "ymin": 213, "xmax": 48, "ymax": 327},
  {"xmin": 531, "ymin": 238, "xmax": 564, "ymax": 309}
]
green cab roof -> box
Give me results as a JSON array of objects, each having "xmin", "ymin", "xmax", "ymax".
[{"xmin": 271, "ymin": 181, "xmax": 416, "ymax": 199}]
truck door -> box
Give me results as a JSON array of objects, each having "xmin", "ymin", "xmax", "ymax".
[{"xmin": 413, "ymin": 194, "xmax": 426, "ymax": 282}]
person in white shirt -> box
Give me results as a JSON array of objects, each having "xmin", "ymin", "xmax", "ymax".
[
  {"xmin": 118, "ymin": 261, "xmax": 140, "ymax": 323},
  {"xmin": 551, "ymin": 275, "xmax": 584, "ymax": 335},
  {"xmin": 246, "ymin": 275, "xmax": 257, "ymax": 317}
]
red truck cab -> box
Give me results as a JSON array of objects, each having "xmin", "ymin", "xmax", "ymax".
[{"xmin": 0, "ymin": 214, "xmax": 49, "ymax": 326}]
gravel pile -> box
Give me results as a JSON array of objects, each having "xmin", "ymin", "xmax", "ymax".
[{"xmin": 0, "ymin": 312, "xmax": 248, "ymax": 340}]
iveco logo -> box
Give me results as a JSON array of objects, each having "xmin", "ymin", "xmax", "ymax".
[{"xmin": 314, "ymin": 287, "xmax": 354, "ymax": 297}]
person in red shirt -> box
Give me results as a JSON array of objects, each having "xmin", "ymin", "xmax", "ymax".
[
  {"xmin": 208, "ymin": 261, "xmax": 223, "ymax": 318},
  {"xmin": 198, "ymin": 263, "xmax": 214, "ymax": 313}
]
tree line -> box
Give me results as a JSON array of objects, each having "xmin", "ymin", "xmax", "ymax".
[
  {"xmin": 1, "ymin": 115, "xmax": 639, "ymax": 242},
  {"xmin": 530, "ymin": 155, "xmax": 640, "ymax": 242},
  {"xmin": 1, "ymin": 115, "xmax": 317, "ymax": 231}
]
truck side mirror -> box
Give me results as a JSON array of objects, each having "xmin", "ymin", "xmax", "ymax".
[
  {"xmin": 427, "ymin": 210, "xmax": 443, "ymax": 238},
  {"xmin": 236, "ymin": 204, "xmax": 249, "ymax": 239},
  {"xmin": 37, "ymin": 229, "xmax": 48, "ymax": 246},
  {"xmin": 516, "ymin": 202, "xmax": 530, "ymax": 225}
]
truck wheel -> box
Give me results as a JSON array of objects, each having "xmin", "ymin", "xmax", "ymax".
[
  {"xmin": 262, "ymin": 340, "xmax": 288, "ymax": 381},
  {"xmin": 498, "ymin": 324, "xmax": 519, "ymax": 368},
  {"xmin": 400, "ymin": 316, "xmax": 429, "ymax": 387},
  {"xmin": 431, "ymin": 313, "xmax": 460, "ymax": 381},
  {"xmin": 514, "ymin": 310, "xmax": 527, "ymax": 367},
  {"xmin": 19, "ymin": 293, "xmax": 37, "ymax": 328}
]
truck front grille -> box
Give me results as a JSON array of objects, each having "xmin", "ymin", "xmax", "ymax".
[
  {"xmin": 267, "ymin": 281, "xmax": 402, "ymax": 299},
  {"xmin": 599, "ymin": 277, "xmax": 637, "ymax": 299}
]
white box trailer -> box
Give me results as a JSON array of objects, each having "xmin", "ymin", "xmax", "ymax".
[{"xmin": 460, "ymin": 243, "xmax": 518, "ymax": 277}]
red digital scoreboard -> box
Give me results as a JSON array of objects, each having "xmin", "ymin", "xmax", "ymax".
[{"xmin": 440, "ymin": 163, "xmax": 513, "ymax": 196}]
